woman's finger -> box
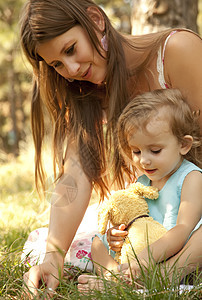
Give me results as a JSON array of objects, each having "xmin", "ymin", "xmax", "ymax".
[
  {"xmin": 45, "ymin": 287, "xmax": 56, "ymax": 299},
  {"xmin": 45, "ymin": 273, "xmax": 60, "ymax": 298},
  {"xmin": 23, "ymin": 266, "xmax": 41, "ymax": 297}
]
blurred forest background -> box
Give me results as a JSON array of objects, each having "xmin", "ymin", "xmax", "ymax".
[
  {"xmin": 0, "ymin": 0, "xmax": 202, "ymax": 163},
  {"xmin": 0, "ymin": 2, "xmax": 201, "ymax": 297}
]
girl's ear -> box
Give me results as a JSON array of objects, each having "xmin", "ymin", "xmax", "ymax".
[
  {"xmin": 87, "ymin": 7, "xmax": 105, "ymax": 31},
  {"xmin": 180, "ymin": 135, "xmax": 193, "ymax": 155}
]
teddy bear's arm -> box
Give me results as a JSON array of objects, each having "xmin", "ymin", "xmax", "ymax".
[{"xmin": 98, "ymin": 204, "xmax": 111, "ymax": 235}]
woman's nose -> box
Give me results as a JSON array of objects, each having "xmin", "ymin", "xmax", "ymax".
[{"xmin": 63, "ymin": 59, "xmax": 80, "ymax": 77}]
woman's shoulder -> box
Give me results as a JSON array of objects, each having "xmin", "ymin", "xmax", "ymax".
[
  {"xmin": 163, "ymin": 29, "xmax": 202, "ymax": 90},
  {"xmin": 164, "ymin": 29, "xmax": 201, "ymax": 57}
]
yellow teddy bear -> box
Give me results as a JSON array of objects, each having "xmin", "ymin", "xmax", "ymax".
[{"xmin": 98, "ymin": 182, "xmax": 167, "ymax": 264}]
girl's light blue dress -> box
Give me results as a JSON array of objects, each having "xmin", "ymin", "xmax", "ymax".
[
  {"xmin": 137, "ymin": 159, "xmax": 202, "ymax": 231},
  {"xmin": 96, "ymin": 159, "xmax": 201, "ymax": 257}
]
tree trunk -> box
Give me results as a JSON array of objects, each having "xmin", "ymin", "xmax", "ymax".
[
  {"xmin": 131, "ymin": 0, "xmax": 199, "ymax": 35},
  {"xmin": 8, "ymin": 49, "xmax": 19, "ymax": 157}
]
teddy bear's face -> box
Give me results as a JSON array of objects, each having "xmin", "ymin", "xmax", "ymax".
[{"xmin": 108, "ymin": 190, "xmax": 149, "ymax": 227}]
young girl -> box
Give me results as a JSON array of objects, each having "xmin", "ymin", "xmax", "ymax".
[
  {"xmin": 78, "ymin": 89, "xmax": 202, "ymax": 290},
  {"xmin": 20, "ymin": 0, "xmax": 202, "ymax": 295}
]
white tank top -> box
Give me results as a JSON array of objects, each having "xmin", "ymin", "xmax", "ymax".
[{"xmin": 157, "ymin": 30, "xmax": 177, "ymax": 88}]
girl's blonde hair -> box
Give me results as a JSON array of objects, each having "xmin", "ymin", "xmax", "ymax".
[
  {"xmin": 20, "ymin": 0, "xmax": 199, "ymax": 200},
  {"xmin": 118, "ymin": 89, "xmax": 202, "ymax": 171}
]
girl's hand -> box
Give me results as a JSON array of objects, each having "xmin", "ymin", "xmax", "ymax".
[
  {"xmin": 23, "ymin": 251, "xmax": 64, "ymax": 298},
  {"xmin": 119, "ymin": 260, "xmax": 141, "ymax": 279},
  {"xmin": 119, "ymin": 260, "xmax": 143, "ymax": 289},
  {"xmin": 107, "ymin": 224, "xmax": 128, "ymax": 252}
]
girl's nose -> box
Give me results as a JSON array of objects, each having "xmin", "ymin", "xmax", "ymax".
[{"xmin": 140, "ymin": 154, "xmax": 151, "ymax": 166}]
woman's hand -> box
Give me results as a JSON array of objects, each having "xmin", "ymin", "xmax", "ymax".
[
  {"xmin": 107, "ymin": 224, "xmax": 128, "ymax": 252},
  {"xmin": 23, "ymin": 251, "xmax": 64, "ymax": 298}
]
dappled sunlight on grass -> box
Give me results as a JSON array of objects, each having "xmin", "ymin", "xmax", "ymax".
[
  {"xmin": 0, "ymin": 141, "xmax": 51, "ymax": 251},
  {"xmin": 0, "ymin": 193, "xmax": 50, "ymax": 252},
  {"xmin": 0, "ymin": 192, "xmax": 49, "ymax": 225}
]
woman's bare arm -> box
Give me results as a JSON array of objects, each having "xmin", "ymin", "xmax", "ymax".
[
  {"xmin": 23, "ymin": 142, "xmax": 92, "ymax": 295},
  {"xmin": 165, "ymin": 31, "xmax": 202, "ymax": 131},
  {"xmin": 46, "ymin": 142, "xmax": 92, "ymax": 253}
]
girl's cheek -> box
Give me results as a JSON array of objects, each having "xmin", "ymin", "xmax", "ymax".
[{"xmin": 132, "ymin": 157, "xmax": 139, "ymax": 165}]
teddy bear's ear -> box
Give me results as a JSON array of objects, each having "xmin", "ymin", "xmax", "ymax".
[
  {"xmin": 130, "ymin": 182, "xmax": 159, "ymax": 200},
  {"xmin": 98, "ymin": 202, "xmax": 110, "ymax": 235}
]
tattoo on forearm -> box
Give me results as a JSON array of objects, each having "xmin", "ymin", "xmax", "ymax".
[
  {"xmin": 46, "ymin": 174, "xmax": 78, "ymax": 207},
  {"xmin": 70, "ymin": 156, "xmax": 84, "ymax": 176},
  {"xmin": 45, "ymin": 143, "xmax": 95, "ymax": 206}
]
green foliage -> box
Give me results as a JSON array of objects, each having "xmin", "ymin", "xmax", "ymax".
[
  {"xmin": 198, "ymin": 0, "xmax": 202, "ymax": 35},
  {"xmin": 0, "ymin": 0, "xmax": 32, "ymax": 156},
  {"xmin": 96, "ymin": 0, "xmax": 131, "ymax": 32}
]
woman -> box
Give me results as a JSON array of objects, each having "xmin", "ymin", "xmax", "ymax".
[{"xmin": 20, "ymin": 0, "xmax": 202, "ymax": 295}]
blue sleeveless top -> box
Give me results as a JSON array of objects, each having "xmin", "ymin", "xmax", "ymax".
[{"xmin": 137, "ymin": 159, "xmax": 202, "ymax": 231}]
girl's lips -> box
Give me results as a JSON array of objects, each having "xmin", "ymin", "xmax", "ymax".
[
  {"xmin": 82, "ymin": 65, "xmax": 92, "ymax": 80},
  {"xmin": 144, "ymin": 169, "xmax": 157, "ymax": 174}
]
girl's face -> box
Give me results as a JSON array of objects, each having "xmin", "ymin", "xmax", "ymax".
[
  {"xmin": 37, "ymin": 25, "xmax": 107, "ymax": 85},
  {"xmin": 128, "ymin": 112, "xmax": 184, "ymax": 189}
]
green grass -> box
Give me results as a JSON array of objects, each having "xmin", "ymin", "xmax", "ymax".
[{"xmin": 0, "ymin": 146, "xmax": 201, "ymax": 299}]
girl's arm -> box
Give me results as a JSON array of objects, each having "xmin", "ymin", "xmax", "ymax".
[
  {"xmin": 121, "ymin": 171, "xmax": 202, "ymax": 276},
  {"xmin": 165, "ymin": 30, "xmax": 202, "ymax": 131},
  {"xmin": 23, "ymin": 142, "xmax": 92, "ymax": 295}
]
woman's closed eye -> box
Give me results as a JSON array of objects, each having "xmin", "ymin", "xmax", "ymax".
[
  {"xmin": 53, "ymin": 61, "xmax": 62, "ymax": 69},
  {"xmin": 65, "ymin": 44, "xmax": 75, "ymax": 56},
  {"xmin": 52, "ymin": 44, "xmax": 75, "ymax": 69}
]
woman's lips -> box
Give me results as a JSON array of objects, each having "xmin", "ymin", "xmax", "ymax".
[{"xmin": 82, "ymin": 64, "xmax": 92, "ymax": 80}]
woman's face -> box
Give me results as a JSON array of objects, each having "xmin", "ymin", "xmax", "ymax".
[{"xmin": 37, "ymin": 25, "xmax": 107, "ymax": 85}]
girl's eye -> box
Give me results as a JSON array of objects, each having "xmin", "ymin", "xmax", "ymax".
[
  {"xmin": 151, "ymin": 149, "xmax": 161, "ymax": 154},
  {"xmin": 133, "ymin": 150, "xmax": 141, "ymax": 155}
]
